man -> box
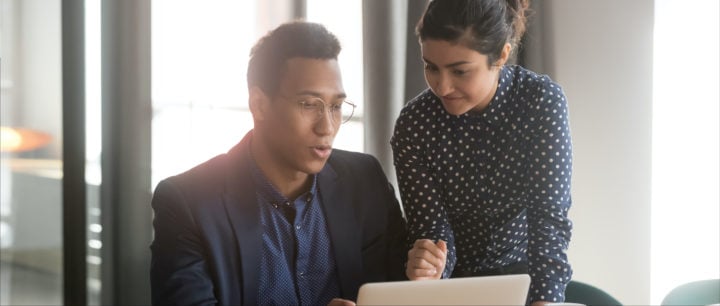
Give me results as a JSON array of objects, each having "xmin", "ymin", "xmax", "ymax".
[{"xmin": 150, "ymin": 21, "xmax": 407, "ymax": 306}]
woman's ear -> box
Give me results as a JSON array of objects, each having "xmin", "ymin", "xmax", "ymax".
[
  {"xmin": 495, "ymin": 42, "xmax": 512, "ymax": 67},
  {"xmin": 249, "ymin": 86, "xmax": 270, "ymax": 122}
]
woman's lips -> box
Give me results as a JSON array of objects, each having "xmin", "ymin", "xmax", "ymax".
[
  {"xmin": 441, "ymin": 96, "xmax": 465, "ymax": 110},
  {"xmin": 442, "ymin": 95, "xmax": 463, "ymax": 103}
]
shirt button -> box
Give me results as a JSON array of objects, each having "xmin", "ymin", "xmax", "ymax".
[{"xmin": 295, "ymin": 225, "xmax": 301, "ymax": 230}]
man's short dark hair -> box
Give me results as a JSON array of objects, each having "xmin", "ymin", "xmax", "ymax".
[{"xmin": 247, "ymin": 21, "xmax": 341, "ymax": 97}]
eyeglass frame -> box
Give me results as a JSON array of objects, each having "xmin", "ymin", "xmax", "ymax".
[{"xmin": 276, "ymin": 94, "xmax": 357, "ymax": 124}]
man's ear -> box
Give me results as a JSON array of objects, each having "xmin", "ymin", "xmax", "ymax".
[
  {"xmin": 495, "ymin": 42, "xmax": 512, "ymax": 67},
  {"xmin": 249, "ymin": 86, "xmax": 270, "ymax": 122}
]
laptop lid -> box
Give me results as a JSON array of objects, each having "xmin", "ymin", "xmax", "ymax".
[{"xmin": 356, "ymin": 274, "xmax": 531, "ymax": 306}]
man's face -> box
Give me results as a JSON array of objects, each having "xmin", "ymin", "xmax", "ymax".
[{"xmin": 261, "ymin": 58, "xmax": 346, "ymax": 175}]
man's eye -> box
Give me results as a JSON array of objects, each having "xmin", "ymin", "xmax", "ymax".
[{"xmin": 301, "ymin": 101, "xmax": 321, "ymax": 109}]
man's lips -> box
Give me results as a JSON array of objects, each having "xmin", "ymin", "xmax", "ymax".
[
  {"xmin": 310, "ymin": 145, "xmax": 332, "ymax": 159},
  {"xmin": 312, "ymin": 144, "xmax": 331, "ymax": 150}
]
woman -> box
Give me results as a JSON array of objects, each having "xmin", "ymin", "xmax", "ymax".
[{"xmin": 391, "ymin": 0, "xmax": 573, "ymax": 304}]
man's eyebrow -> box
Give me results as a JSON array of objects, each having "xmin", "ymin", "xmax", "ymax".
[{"xmin": 294, "ymin": 90, "xmax": 347, "ymax": 100}]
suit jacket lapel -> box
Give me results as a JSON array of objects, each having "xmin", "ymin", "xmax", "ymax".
[
  {"xmin": 318, "ymin": 162, "xmax": 363, "ymax": 299},
  {"xmin": 221, "ymin": 133, "xmax": 260, "ymax": 306}
]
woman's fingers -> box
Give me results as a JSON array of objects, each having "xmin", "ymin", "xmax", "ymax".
[
  {"xmin": 413, "ymin": 239, "xmax": 441, "ymax": 256},
  {"xmin": 406, "ymin": 256, "xmax": 439, "ymax": 280},
  {"xmin": 406, "ymin": 239, "xmax": 448, "ymax": 280}
]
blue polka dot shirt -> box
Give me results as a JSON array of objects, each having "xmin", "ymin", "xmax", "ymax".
[
  {"xmin": 391, "ymin": 65, "xmax": 574, "ymax": 303},
  {"xmin": 250, "ymin": 158, "xmax": 341, "ymax": 306}
]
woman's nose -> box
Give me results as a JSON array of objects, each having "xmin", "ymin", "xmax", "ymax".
[{"xmin": 434, "ymin": 75, "xmax": 453, "ymax": 96}]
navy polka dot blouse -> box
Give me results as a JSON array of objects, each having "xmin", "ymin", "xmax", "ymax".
[{"xmin": 391, "ymin": 65, "xmax": 573, "ymax": 303}]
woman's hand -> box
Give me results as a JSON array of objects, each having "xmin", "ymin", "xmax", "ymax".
[
  {"xmin": 327, "ymin": 298, "xmax": 355, "ymax": 306},
  {"xmin": 406, "ymin": 239, "xmax": 447, "ymax": 280}
]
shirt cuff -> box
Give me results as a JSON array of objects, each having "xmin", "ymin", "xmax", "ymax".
[{"xmin": 527, "ymin": 278, "xmax": 568, "ymax": 303}]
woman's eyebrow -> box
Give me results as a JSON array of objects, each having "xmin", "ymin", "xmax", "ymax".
[{"xmin": 422, "ymin": 57, "xmax": 471, "ymax": 68}]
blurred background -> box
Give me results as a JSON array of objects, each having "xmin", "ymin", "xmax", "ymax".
[{"xmin": 0, "ymin": 0, "xmax": 717, "ymax": 305}]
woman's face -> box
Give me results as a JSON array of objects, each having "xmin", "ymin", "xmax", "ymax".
[{"xmin": 421, "ymin": 39, "xmax": 507, "ymax": 115}]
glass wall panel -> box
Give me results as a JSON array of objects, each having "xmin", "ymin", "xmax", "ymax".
[
  {"xmin": 0, "ymin": 0, "xmax": 63, "ymax": 304},
  {"xmin": 85, "ymin": 0, "xmax": 102, "ymax": 303}
]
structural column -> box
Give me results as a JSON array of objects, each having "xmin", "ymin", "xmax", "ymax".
[
  {"xmin": 101, "ymin": 0, "xmax": 152, "ymax": 304},
  {"xmin": 362, "ymin": 0, "xmax": 408, "ymax": 185},
  {"xmin": 62, "ymin": 0, "xmax": 87, "ymax": 304}
]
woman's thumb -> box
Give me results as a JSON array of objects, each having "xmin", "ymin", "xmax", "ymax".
[{"xmin": 437, "ymin": 240, "xmax": 448, "ymax": 254}]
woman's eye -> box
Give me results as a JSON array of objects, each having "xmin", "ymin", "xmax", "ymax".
[{"xmin": 453, "ymin": 69, "xmax": 467, "ymax": 76}]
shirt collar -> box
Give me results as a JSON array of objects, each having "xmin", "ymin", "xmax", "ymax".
[
  {"xmin": 469, "ymin": 65, "xmax": 513, "ymax": 127},
  {"xmin": 247, "ymin": 144, "xmax": 317, "ymax": 208}
]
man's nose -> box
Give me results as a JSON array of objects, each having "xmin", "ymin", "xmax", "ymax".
[{"xmin": 313, "ymin": 107, "xmax": 336, "ymax": 136}]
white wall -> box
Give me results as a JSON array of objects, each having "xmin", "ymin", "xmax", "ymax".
[{"xmin": 544, "ymin": 1, "xmax": 655, "ymax": 304}]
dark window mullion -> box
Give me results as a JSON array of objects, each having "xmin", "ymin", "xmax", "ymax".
[{"xmin": 61, "ymin": 0, "xmax": 87, "ymax": 305}]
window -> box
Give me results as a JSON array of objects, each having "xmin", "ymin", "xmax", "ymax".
[
  {"xmin": 651, "ymin": 0, "xmax": 720, "ymax": 303},
  {"xmin": 306, "ymin": 0, "xmax": 365, "ymax": 152},
  {"xmin": 152, "ymin": 1, "xmax": 261, "ymax": 187},
  {"xmin": 151, "ymin": 0, "xmax": 366, "ymax": 188}
]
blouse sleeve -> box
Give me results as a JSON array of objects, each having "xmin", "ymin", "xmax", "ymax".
[
  {"xmin": 524, "ymin": 78, "xmax": 574, "ymax": 303},
  {"xmin": 391, "ymin": 102, "xmax": 457, "ymax": 278}
]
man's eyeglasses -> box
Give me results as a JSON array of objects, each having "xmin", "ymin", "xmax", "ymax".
[{"xmin": 294, "ymin": 97, "xmax": 357, "ymax": 124}]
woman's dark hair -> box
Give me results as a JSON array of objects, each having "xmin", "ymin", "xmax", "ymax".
[
  {"xmin": 416, "ymin": 0, "xmax": 530, "ymax": 66},
  {"xmin": 247, "ymin": 21, "xmax": 341, "ymax": 96}
]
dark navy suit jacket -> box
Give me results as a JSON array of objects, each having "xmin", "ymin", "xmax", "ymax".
[{"xmin": 150, "ymin": 132, "xmax": 407, "ymax": 306}]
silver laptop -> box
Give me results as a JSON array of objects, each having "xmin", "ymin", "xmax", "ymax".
[{"xmin": 356, "ymin": 274, "xmax": 531, "ymax": 305}]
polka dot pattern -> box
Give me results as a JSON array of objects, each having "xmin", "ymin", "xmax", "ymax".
[
  {"xmin": 391, "ymin": 65, "xmax": 574, "ymax": 303},
  {"xmin": 252, "ymin": 161, "xmax": 340, "ymax": 305}
]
